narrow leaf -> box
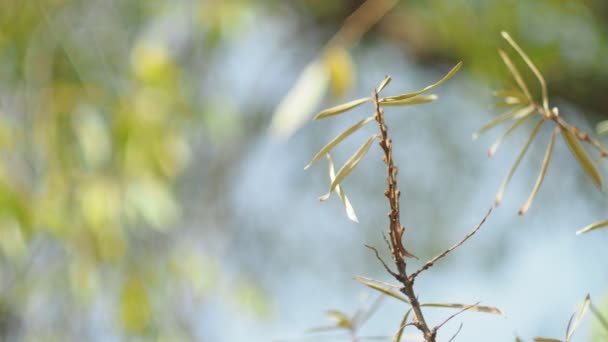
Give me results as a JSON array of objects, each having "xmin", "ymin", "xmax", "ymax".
[
  {"xmin": 421, "ymin": 303, "xmax": 503, "ymax": 315},
  {"xmin": 381, "ymin": 62, "xmax": 462, "ymax": 101},
  {"xmin": 561, "ymin": 128, "xmax": 603, "ymax": 190},
  {"xmin": 393, "ymin": 309, "xmax": 412, "ymax": 342},
  {"xmin": 498, "ymin": 49, "xmax": 533, "ymax": 103},
  {"xmin": 319, "ymin": 135, "xmax": 377, "ymax": 201},
  {"xmin": 596, "ymin": 120, "xmax": 608, "ymax": 135},
  {"xmin": 495, "ymin": 89, "xmax": 527, "ymax": 100},
  {"xmin": 354, "ymin": 277, "xmax": 409, "ymax": 304},
  {"xmin": 326, "ymin": 310, "xmax": 353, "ymax": 328},
  {"xmin": 496, "ymin": 119, "xmax": 544, "ymax": 205},
  {"xmin": 488, "ymin": 113, "xmax": 534, "ymax": 156},
  {"xmin": 473, "ymin": 104, "xmax": 535, "ymax": 139},
  {"xmin": 519, "ymin": 127, "xmax": 557, "ymax": 215},
  {"xmin": 501, "ymin": 31, "xmax": 549, "ymax": 111},
  {"xmin": 533, "ymin": 338, "xmax": 562, "ymax": 342},
  {"xmin": 379, "ymin": 95, "xmax": 438, "ymax": 106},
  {"xmin": 377, "ymin": 76, "xmax": 392, "ymax": 93},
  {"xmin": 327, "ymin": 154, "xmax": 359, "ymax": 222},
  {"xmin": 576, "ymin": 220, "xmax": 608, "ymax": 235},
  {"xmin": 305, "ymin": 116, "xmax": 375, "ymax": 170},
  {"xmin": 314, "ymin": 97, "xmax": 370, "ymax": 120},
  {"xmin": 566, "ymin": 294, "xmax": 591, "ymax": 341}
]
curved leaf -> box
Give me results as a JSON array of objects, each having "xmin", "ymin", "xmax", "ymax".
[
  {"xmin": 566, "ymin": 294, "xmax": 591, "ymax": 342},
  {"xmin": 488, "ymin": 113, "xmax": 534, "ymax": 156},
  {"xmin": 519, "ymin": 127, "xmax": 557, "ymax": 215},
  {"xmin": 381, "ymin": 62, "xmax": 462, "ymax": 101},
  {"xmin": 561, "ymin": 128, "xmax": 603, "ymax": 190},
  {"xmin": 305, "ymin": 116, "xmax": 375, "ymax": 170},
  {"xmin": 393, "ymin": 309, "xmax": 412, "ymax": 342},
  {"xmin": 473, "ymin": 105, "xmax": 535, "ymax": 139},
  {"xmin": 327, "ymin": 154, "xmax": 358, "ymax": 223},
  {"xmin": 421, "ymin": 303, "xmax": 503, "ymax": 315},
  {"xmin": 377, "ymin": 76, "xmax": 392, "ymax": 93},
  {"xmin": 354, "ymin": 277, "xmax": 409, "ymax": 304},
  {"xmin": 379, "ymin": 95, "xmax": 438, "ymax": 106},
  {"xmin": 498, "ymin": 49, "xmax": 532, "ymax": 102},
  {"xmin": 314, "ymin": 97, "xmax": 370, "ymax": 120},
  {"xmin": 576, "ymin": 220, "xmax": 608, "ymax": 235}
]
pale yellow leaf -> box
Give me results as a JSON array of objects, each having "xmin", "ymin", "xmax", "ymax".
[
  {"xmin": 381, "ymin": 62, "xmax": 462, "ymax": 101},
  {"xmin": 488, "ymin": 114, "xmax": 534, "ymax": 156},
  {"xmin": 473, "ymin": 105, "xmax": 535, "ymax": 139},
  {"xmin": 324, "ymin": 46, "xmax": 354, "ymax": 98},
  {"xmin": 498, "ymin": 49, "xmax": 533, "ymax": 103},
  {"xmin": 354, "ymin": 277, "xmax": 409, "ymax": 304},
  {"xmin": 596, "ymin": 120, "xmax": 608, "ymax": 135},
  {"xmin": 576, "ymin": 220, "xmax": 608, "ymax": 235},
  {"xmin": 519, "ymin": 127, "xmax": 557, "ymax": 215},
  {"xmin": 327, "ymin": 154, "xmax": 359, "ymax": 223},
  {"xmin": 561, "ymin": 128, "xmax": 603, "ymax": 190},
  {"xmin": 314, "ymin": 97, "xmax": 370, "ymax": 120},
  {"xmin": 377, "ymin": 76, "xmax": 392, "ymax": 93},
  {"xmin": 379, "ymin": 94, "xmax": 438, "ymax": 106},
  {"xmin": 393, "ymin": 309, "xmax": 412, "ymax": 342},
  {"xmin": 566, "ymin": 294, "xmax": 591, "ymax": 341},
  {"xmin": 421, "ymin": 303, "xmax": 503, "ymax": 315}
]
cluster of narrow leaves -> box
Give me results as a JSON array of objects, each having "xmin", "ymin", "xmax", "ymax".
[
  {"xmin": 474, "ymin": 31, "xmax": 605, "ymax": 217},
  {"xmin": 305, "ymin": 62, "xmax": 462, "ymax": 222}
]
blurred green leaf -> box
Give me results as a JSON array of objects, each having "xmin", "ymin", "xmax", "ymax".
[
  {"xmin": 326, "ymin": 310, "xmax": 353, "ymax": 329},
  {"xmin": 561, "ymin": 128, "xmax": 603, "ymax": 190},
  {"xmin": 393, "ymin": 308, "xmax": 412, "ymax": 342},
  {"xmin": 119, "ymin": 276, "xmax": 152, "ymax": 333},
  {"xmin": 473, "ymin": 104, "xmax": 535, "ymax": 139}
]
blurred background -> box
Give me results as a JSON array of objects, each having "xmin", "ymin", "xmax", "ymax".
[{"xmin": 0, "ymin": 0, "xmax": 608, "ymax": 341}]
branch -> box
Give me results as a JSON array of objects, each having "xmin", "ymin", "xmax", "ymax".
[
  {"xmin": 410, "ymin": 207, "xmax": 493, "ymax": 281},
  {"xmin": 432, "ymin": 302, "xmax": 479, "ymax": 334},
  {"xmin": 365, "ymin": 245, "xmax": 400, "ymax": 279}
]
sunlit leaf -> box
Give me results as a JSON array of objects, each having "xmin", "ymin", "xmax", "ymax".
[
  {"xmin": 324, "ymin": 46, "xmax": 355, "ymax": 97},
  {"xmin": 498, "ymin": 49, "xmax": 532, "ymax": 102},
  {"xmin": 270, "ymin": 59, "xmax": 329, "ymax": 139},
  {"xmin": 314, "ymin": 97, "xmax": 371, "ymax": 120},
  {"xmin": 377, "ymin": 76, "xmax": 392, "ymax": 93},
  {"xmin": 421, "ymin": 303, "xmax": 503, "ymax": 315},
  {"xmin": 596, "ymin": 120, "xmax": 608, "ymax": 135},
  {"xmin": 576, "ymin": 220, "xmax": 608, "ymax": 235},
  {"xmin": 496, "ymin": 119, "xmax": 544, "ymax": 205},
  {"xmin": 393, "ymin": 309, "xmax": 412, "ymax": 342},
  {"xmin": 354, "ymin": 277, "xmax": 409, "ymax": 304},
  {"xmin": 305, "ymin": 116, "xmax": 375, "ymax": 170},
  {"xmin": 326, "ymin": 310, "xmax": 353, "ymax": 328},
  {"xmin": 119, "ymin": 276, "xmax": 152, "ymax": 333},
  {"xmin": 488, "ymin": 114, "xmax": 534, "ymax": 156},
  {"xmin": 327, "ymin": 154, "xmax": 359, "ymax": 223},
  {"xmin": 566, "ymin": 294, "xmax": 591, "ymax": 341},
  {"xmin": 379, "ymin": 94, "xmax": 438, "ymax": 106},
  {"xmin": 519, "ymin": 127, "xmax": 557, "ymax": 215},
  {"xmin": 474, "ymin": 105, "xmax": 535, "ymax": 139},
  {"xmin": 319, "ymin": 135, "xmax": 377, "ymax": 201},
  {"xmin": 381, "ymin": 62, "xmax": 462, "ymax": 101},
  {"xmin": 561, "ymin": 128, "xmax": 603, "ymax": 190},
  {"xmin": 501, "ymin": 31, "xmax": 549, "ymax": 111}
]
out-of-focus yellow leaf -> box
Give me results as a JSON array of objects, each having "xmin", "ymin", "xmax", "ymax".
[
  {"xmin": 377, "ymin": 76, "xmax": 392, "ymax": 93},
  {"xmin": 488, "ymin": 114, "xmax": 533, "ymax": 156},
  {"xmin": 393, "ymin": 308, "xmax": 412, "ymax": 342},
  {"xmin": 561, "ymin": 128, "xmax": 603, "ymax": 190},
  {"xmin": 0, "ymin": 217, "xmax": 25, "ymax": 260},
  {"xmin": 496, "ymin": 119, "xmax": 544, "ymax": 205},
  {"xmin": 270, "ymin": 59, "xmax": 329, "ymax": 139},
  {"xmin": 379, "ymin": 94, "xmax": 437, "ymax": 106},
  {"xmin": 421, "ymin": 303, "xmax": 503, "ymax": 315},
  {"xmin": 327, "ymin": 154, "xmax": 358, "ymax": 223},
  {"xmin": 354, "ymin": 277, "xmax": 409, "ymax": 304},
  {"xmin": 473, "ymin": 104, "xmax": 535, "ymax": 139},
  {"xmin": 519, "ymin": 127, "xmax": 557, "ymax": 215},
  {"xmin": 131, "ymin": 40, "xmax": 175, "ymax": 83},
  {"xmin": 566, "ymin": 294, "xmax": 591, "ymax": 341},
  {"xmin": 381, "ymin": 62, "xmax": 462, "ymax": 101},
  {"xmin": 70, "ymin": 260, "xmax": 98, "ymax": 303},
  {"xmin": 119, "ymin": 276, "xmax": 152, "ymax": 333},
  {"xmin": 326, "ymin": 310, "xmax": 352, "ymax": 328},
  {"xmin": 305, "ymin": 116, "xmax": 374, "ymax": 170},
  {"xmin": 533, "ymin": 338, "xmax": 562, "ymax": 342},
  {"xmin": 324, "ymin": 46, "xmax": 354, "ymax": 98},
  {"xmin": 319, "ymin": 134, "xmax": 377, "ymax": 201},
  {"xmin": 125, "ymin": 176, "xmax": 179, "ymax": 230},
  {"xmin": 576, "ymin": 220, "xmax": 608, "ymax": 235},
  {"xmin": 313, "ymin": 97, "xmax": 370, "ymax": 120},
  {"xmin": 596, "ymin": 120, "xmax": 608, "ymax": 135}
]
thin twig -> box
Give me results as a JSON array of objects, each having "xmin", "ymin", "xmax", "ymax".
[
  {"xmin": 365, "ymin": 245, "xmax": 399, "ymax": 279},
  {"xmin": 447, "ymin": 323, "xmax": 464, "ymax": 342},
  {"xmin": 432, "ymin": 302, "xmax": 479, "ymax": 333},
  {"xmin": 410, "ymin": 207, "xmax": 493, "ymax": 281}
]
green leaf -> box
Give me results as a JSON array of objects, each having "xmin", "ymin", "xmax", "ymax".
[
  {"xmin": 379, "ymin": 94, "xmax": 438, "ymax": 106},
  {"xmin": 561, "ymin": 128, "xmax": 603, "ymax": 190},
  {"xmin": 381, "ymin": 62, "xmax": 462, "ymax": 101},
  {"xmin": 519, "ymin": 127, "xmax": 557, "ymax": 215},
  {"xmin": 501, "ymin": 31, "xmax": 549, "ymax": 111},
  {"xmin": 473, "ymin": 105, "xmax": 535, "ymax": 139},
  {"xmin": 393, "ymin": 309, "xmax": 412, "ymax": 342},
  {"xmin": 305, "ymin": 116, "xmax": 375, "ymax": 170},
  {"xmin": 319, "ymin": 134, "xmax": 377, "ymax": 201},
  {"xmin": 495, "ymin": 119, "xmax": 544, "ymax": 205},
  {"xmin": 596, "ymin": 120, "xmax": 608, "ymax": 135},
  {"xmin": 576, "ymin": 220, "xmax": 608, "ymax": 235},
  {"xmin": 488, "ymin": 113, "xmax": 534, "ymax": 156},
  {"xmin": 326, "ymin": 154, "xmax": 358, "ymax": 222},
  {"xmin": 498, "ymin": 49, "xmax": 533, "ymax": 103},
  {"xmin": 313, "ymin": 97, "xmax": 370, "ymax": 120},
  {"xmin": 566, "ymin": 294, "xmax": 591, "ymax": 341},
  {"xmin": 421, "ymin": 303, "xmax": 503, "ymax": 315},
  {"xmin": 377, "ymin": 76, "xmax": 392, "ymax": 93},
  {"xmin": 354, "ymin": 277, "xmax": 409, "ymax": 304}
]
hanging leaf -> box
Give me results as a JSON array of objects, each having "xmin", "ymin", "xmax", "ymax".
[
  {"xmin": 488, "ymin": 114, "xmax": 534, "ymax": 156},
  {"xmin": 393, "ymin": 309, "xmax": 412, "ymax": 342},
  {"xmin": 379, "ymin": 95, "xmax": 438, "ymax": 106},
  {"xmin": 501, "ymin": 31, "xmax": 549, "ymax": 111},
  {"xmin": 305, "ymin": 116, "xmax": 375, "ymax": 170},
  {"xmin": 473, "ymin": 105, "xmax": 535, "ymax": 139},
  {"xmin": 354, "ymin": 277, "xmax": 409, "ymax": 304},
  {"xmin": 314, "ymin": 97, "xmax": 370, "ymax": 120},
  {"xmin": 327, "ymin": 154, "xmax": 359, "ymax": 223},
  {"xmin": 498, "ymin": 49, "xmax": 532, "ymax": 102},
  {"xmin": 381, "ymin": 62, "xmax": 462, "ymax": 102},
  {"xmin": 377, "ymin": 76, "xmax": 392, "ymax": 93},
  {"xmin": 421, "ymin": 303, "xmax": 503, "ymax": 315},
  {"xmin": 565, "ymin": 294, "xmax": 591, "ymax": 342},
  {"xmin": 496, "ymin": 119, "xmax": 544, "ymax": 205},
  {"xmin": 319, "ymin": 135, "xmax": 377, "ymax": 201},
  {"xmin": 576, "ymin": 220, "xmax": 608, "ymax": 235},
  {"xmin": 519, "ymin": 127, "xmax": 557, "ymax": 215},
  {"xmin": 561, "ymin": 128, "xmax": 603, "ymax": 190}
]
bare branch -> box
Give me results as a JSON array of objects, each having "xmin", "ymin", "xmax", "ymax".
[
  {"xmin": 365, "ymin": 245, "xmax": 399, "ymax": 279},
  {"xmin": 410, "ymin": 207, "xmax": 493, "ymax": 280}
]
